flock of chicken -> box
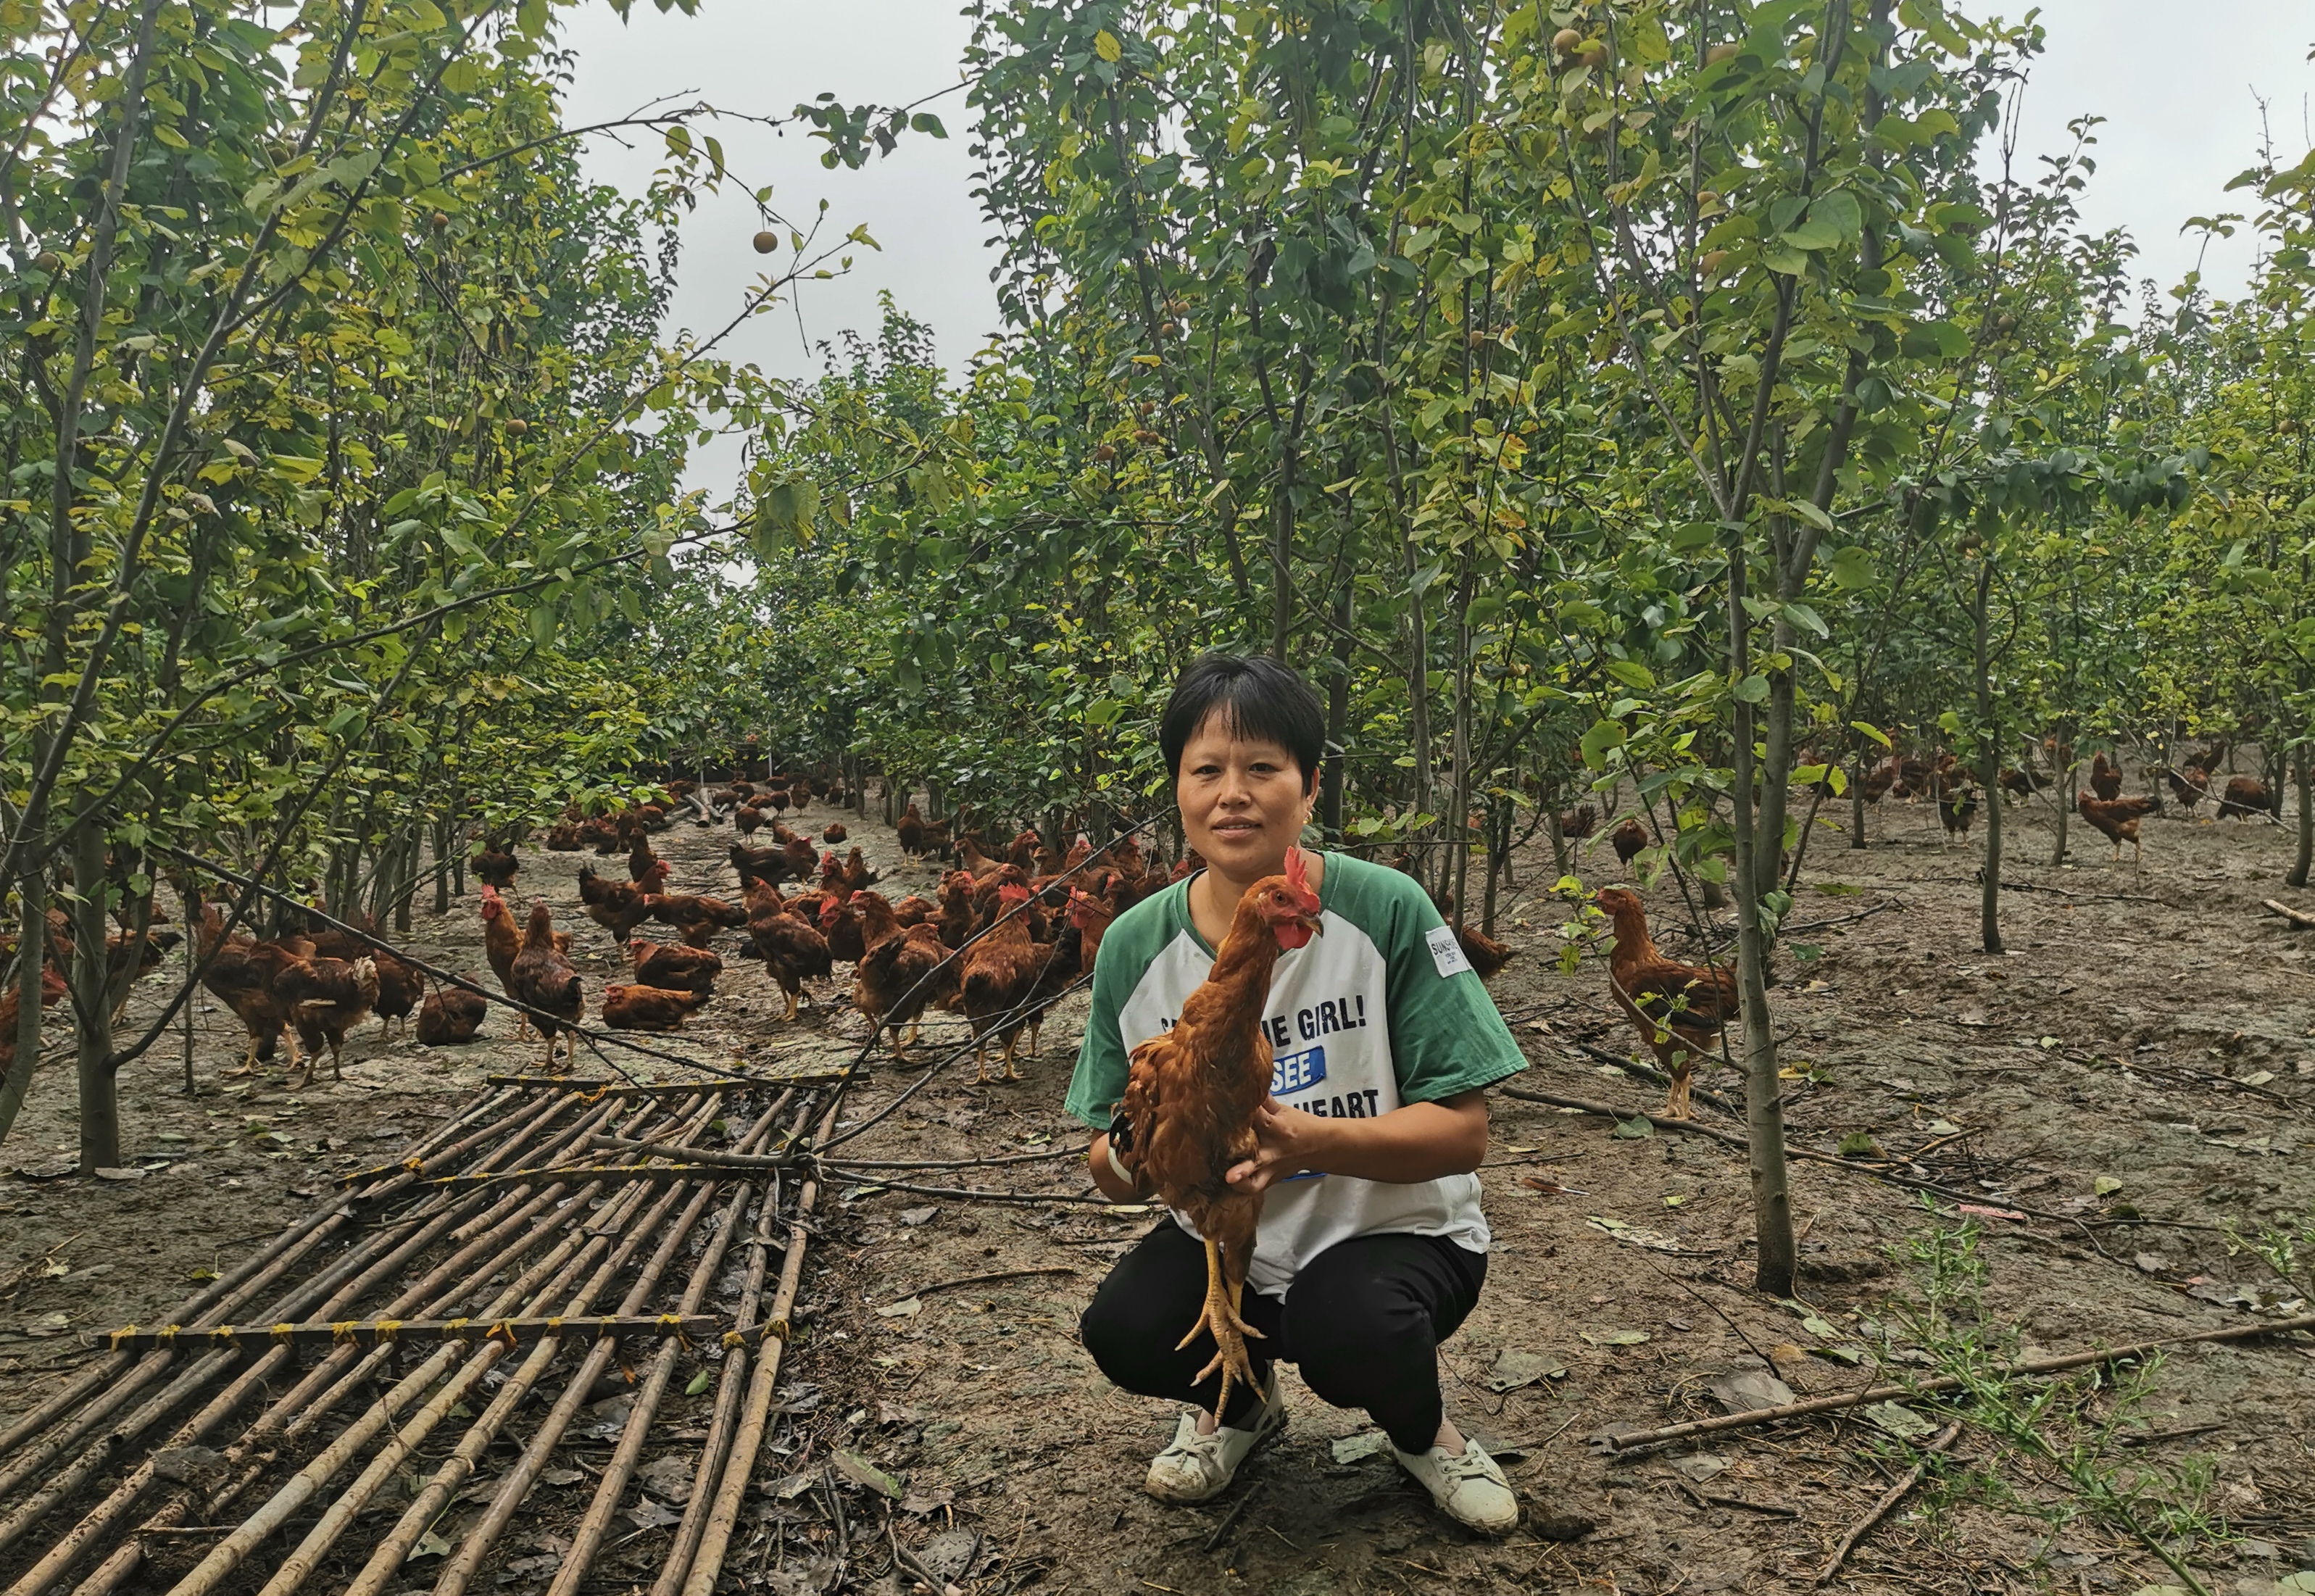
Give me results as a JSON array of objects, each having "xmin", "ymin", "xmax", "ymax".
[{"xmin": 447, "ymin": 780, "xmax": 1200, "ymax": 1083}]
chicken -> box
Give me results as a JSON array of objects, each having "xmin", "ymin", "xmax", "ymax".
[
  {"xmin": 735, "ymin": 805, "xmax": 769, "ymax": 839},
  {"xmin": 1610, "ymin": 818, "xmax": 1650, "ymax": 867},
  {"xmin": 1068, "ymin": 885, "xmax": 1118, "ymax": 968},
  {"xmin": 1861, "ymin": 758, "xmax": 1898, "ymax": 804},
  {"xmin": 1455, "ymin": 923, "xmax": 1515, "ymax": 981},
  {"xmin": 1937, "ymin": 778, "xmax": 1978, "ymax": 844},
  {"xmin": 853, "ymin": 921, "xmax": 949, "ymax": 1056},
  {"xmin": 278, "ymin": 955, "xmax": 379, "ymax": 1085},
  {"xmin": 2077, "ymin": 793, "xmax": 2158, "ymax": 863},
  {"xmin": 603, "ymin": 983, "xmax": 710, "ymax": 1031},
  {"xmin": 729, "ymin": 841, "xmax": 786, "ymax": 891},
  {"xmin": 957, "ymin": 883, "xmax": 1049, "ymax": 1084},
  {"xmin": 579, "ymin": 863, "xmax": 667, "ymax": 942},
  {"xmin": 0, "ymin": 968, "xmax": 70, "ymax": 1078},
  {"xmin": 1559, "ymin": 804, "xmax": 1597, "ymax": 841},
  {"xmin": 649, "ymin": 891, "xmax": 747, "ymax": 948},
  {"xmin": 1007, "ymin": 828, "xmax": 1042, "ymax": 870},
  {"xmin": 2219, "ymin": 775, "xmax": 2271, "ymax": 822},
  {"xmin": 628, "ymin": 939, "xmax": 723, "ymax": 994},
  {"xmin": 507, "ymin": 902, "xmax": 583, "ymax": 1069},
  {"xmin": 955, "ymin": 834, "xmax": 1007, "ymax": 881},
  {"xmin": 2166, "ymin": 765, "xmax": 2209, "ymax": 817},
  {"xmin": 628, "ymin": 836, "xmax": 663, "ymax": 884},
  {"xmin": 897, "ymin": 802, "xmax": 931, "ymax": 857},
  {"xmin": 191, "ymin": 898, "xmax": 305, "ymax": 1070},
  {"xmin": 840, "ymin": 847, "xmax": 878, "ymax": 893},
  {"xmin": 744, "ymin": 879, "xmax": 831, "ymax": 1020},
  {"xmin": 818, "ymin": 889, "xmax": 865, "ymax": 963},
  {"xmin": 2090, "ymin": 752, "xmax": 2124, "ymax": 802},
  {"xmin": 416, "ymin": 986, "xmax": 489, "ymax": 1046},
  {"xmin": 291, "ymin": 908, "xmax": 420, "ymax": 1040},
  {"xmin": 1013, "ymin": 924, "xmax": 1086, "ymax": 1062},
  {"xmin": 471, "ymin": 844, "xmax": 520, "ymax": 890},
  {"xmin": 889, "ymin": 893, "xmax": 938, "ymax": 928},
  {"xmin": 781, "ymin": 834, "xmax": 820, "ymax": 883},
  {"xmin": 936, "ymin": 870, "xmax": 976, "ymax": 949},
  {"xmin": 1110, "ymin": 855, "xmax": 1325, "ymax": 1416},
  {"xmin": 480, "ymin": 886, "xmax": 534, "ymax": 1040},
  {"xmin": 823, "ymin": 822, "xmax": 848, "ymax": 844},
  {"xmin": 1998, "ymin": 767, "xmax": 2045, "ymax": 802},
  {"xmin": 1593, "ymin": 886, "xmax": 1737, "ymax": 1121}
]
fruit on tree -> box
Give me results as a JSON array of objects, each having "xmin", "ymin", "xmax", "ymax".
[{"xmin": 752, "ymin": 230, "xmax": 781, "ymax": 254}]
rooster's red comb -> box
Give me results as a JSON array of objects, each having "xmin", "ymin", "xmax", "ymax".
[{"xmin": 1284, "ymin": 847, "xmax": 1310, "ymax": 894}]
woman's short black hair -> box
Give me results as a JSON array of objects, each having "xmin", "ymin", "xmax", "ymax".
[{"xmin": 1160, "ymin": 653, "xmax": 1326, "ymax": 793}]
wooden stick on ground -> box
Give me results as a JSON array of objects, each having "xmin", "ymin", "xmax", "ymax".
[
  {"xmin": 1599, "ymin": 1312, "xmax": 2315, "ymax": 1452},
  {"xmin": 2261, "ymin": 898, "xmax": 2315, "ymax": 931},
  {"xmin": 1815, "ymin": 1419, "xmax": 1961, "ymax": 1584}
]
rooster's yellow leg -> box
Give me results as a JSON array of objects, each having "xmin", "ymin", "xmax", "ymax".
[
  {"xmin": 1177, "ymin": 1235, "xmax": 1264, "ymax": 1419},
  {"xmin": 1663, "ymin": 1050, "xmax": 1693, "ymax": 1121}
]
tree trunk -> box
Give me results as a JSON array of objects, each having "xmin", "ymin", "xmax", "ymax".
[
  {"xmin": 2290, "ymin": 737, "xmax": 2312, "ymax": 889},
  {"xmin": 1973, "ymin": 557, "xmax": 2003, "ymax": 955},
  {"xmin": 1321, "ymin": 576, "xmax": 1351, "ymax": 839},
  {"xmin": 72, "ymin": 821, "xmax": 119, "ymax": 1173},
  {"xmin": 1726, "ymin": 548, "xmax": 1796, "ymax": 1299},
  {"xmin": 1481, "ymin": 798, "xmax": 1504, "ymax": 936},
  {"xmin": 0, "ymin": 870, "xmax": 49, "ymax": 1148},
  {"xmin": 1850, "ymin": 751, "xmax": 1868, "ymax": 849},
  {"xmin": 433, "ymin": 819, "xmax": 453, "ymax": 915},
  {"xmin": 2049, "ymin": 720, "xmax": 2074, "ymax": 867}
]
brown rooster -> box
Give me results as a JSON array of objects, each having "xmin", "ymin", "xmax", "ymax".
[
  {"xmin": 508, "ymin": 902, "xmax": 583, "ymax": 1069},
  {"xmin": 480, "ymin": 886, "xmax": 533, "ymax": 1040},
  {"xmin": 1111, "ymin": 854, "xmax": 1325, "ymax": 1417},
  {"xmin": 2165, "ymin": 765, "xmax": 2208, "ymax": 817},
  {"xmin": 1559, "ymin": 803, "xmax": 1597, "ymax": 841},
  {"xmin": 628, "ymin": 835, "xmax": 662, "ymax": 884},
  {"xmin": 2089, "ymin": 752, "xmax": 2124, "ymax": 802},
  {"xmin": 1593, "ymin": 887, "xmax": 1737, "ymax": 1121},
  {"xmin": 823, "ymin": 822, "xmax": 848, "ymax": 844},
  {"xmin": 2077, "ymin": 792, "xmax": 2158, "ymax": 863},
  {"xmin": 603, "ymin": 983, "xmax": 710, "ymax": 1031},
  {"xmin": 416, "ymin": 985, "xmax": 489, "ymax": 1046},
  {"xmin": 649, "ymin": 891, "xmax": 747, "ymax": 949},
  {"xmin": 191, "ymin": 897, "xmax": 304, "ymax": 1070}
]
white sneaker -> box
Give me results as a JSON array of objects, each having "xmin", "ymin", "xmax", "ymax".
[
  {"xmin": 1142, "ymin": 1376, "xmax": 1287, "ymax": 1503},
  {"xmin": 1394, "ymin": 1437, "xmax": 1520, "ymax": 1534}
]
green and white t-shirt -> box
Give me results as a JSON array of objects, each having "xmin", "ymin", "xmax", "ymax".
[{"xmin": 1065, "ymin": 852, "xmax": 1527, "ymax": 1298}]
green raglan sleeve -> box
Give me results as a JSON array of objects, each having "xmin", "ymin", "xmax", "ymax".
[
  {"xmin": 1064, "ymin": 923, "xmax": 1137, "ymax": 1131},
  {"xmin": 1350, "ymin": 859, "xmax": 1528, "ymax": 1104}
]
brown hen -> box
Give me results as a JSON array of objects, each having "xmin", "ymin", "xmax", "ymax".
[{"xmin": 1595, "ymin": 886, "xmax": 1737, "ymax": 1121}]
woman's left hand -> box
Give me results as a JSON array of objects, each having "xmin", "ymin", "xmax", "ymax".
[{"xmin": 1224, "ymin": 1097, "xmax": 1336, "ymax": 1194}]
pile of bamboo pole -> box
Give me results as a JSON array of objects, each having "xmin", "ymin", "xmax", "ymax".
[{"xmin": 0, "ymin": 1073, "xmax": 844, "ymax": 1596}]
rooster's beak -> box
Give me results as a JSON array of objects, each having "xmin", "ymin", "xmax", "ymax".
[{"xmin": 1297, "ymin": 913, "xmax": 1325, "ymax": 936}]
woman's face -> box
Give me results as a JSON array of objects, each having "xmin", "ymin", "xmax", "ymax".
[{"xmin": 1176, "ymin": 710, "xmax": 1314, "ymax": 884}]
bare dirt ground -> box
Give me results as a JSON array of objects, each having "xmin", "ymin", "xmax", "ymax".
[{"xmin": 7, "ymin": 778, "xmax": 2315, "ymax": 1596}]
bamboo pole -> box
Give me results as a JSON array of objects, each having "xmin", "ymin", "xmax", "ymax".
[
  {"xmin": 7, "ymin": 1091, "xmax": 666, "ymax": 1596},
  {"xmin": 91, "ymin": 1314, "xmax": 718, "ymax": 1352},
  {"xmin": 679, "ymin": 1097, "xmax": 841, "ymax": 1596}
]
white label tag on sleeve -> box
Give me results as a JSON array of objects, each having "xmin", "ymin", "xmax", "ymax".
[{"xmin": 1426, "ymin": 924, "xmax": 1472, "ymax": 978}]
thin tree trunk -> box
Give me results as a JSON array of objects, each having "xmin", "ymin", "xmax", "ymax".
[
  {"xmin": 0, "ymin": 870, "xmax": 49, "ymax": 1148},
  {"xmin": 2049, "ymin": 720, "xmax": 2074, "ymax": 867},
  {"xmin": 1726, "ymin": 544, "xmax": 1796, "ymax": 1299},
  {"xmin": 72, "ymin": 820, "xmax": 119, "ymax": 1172},
  {"xmin": 2290, "ymin": 736, "xmax": 2312, "ymax": 889},
  {"xmin": 1974, "ymin": 558, "xmax": 2003, "ymax": 953},
  {"xmin": 1322, "ymin": 575, "xmax": 1351, "ymax": 839},
  {"xmin": 1849, "ymin": 750, "xmax": 1868, "ymax": 849}
]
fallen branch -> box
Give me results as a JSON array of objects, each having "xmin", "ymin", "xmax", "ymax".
[
  {"xmin": 1561, "ymin": 1039, "xmax": 1743, "ymax": 1119},
  {"xmin": 1202, "ymin": 1481, "xmax": 1263, "ymax": 1553},
  {"xmin": 1781, "ymin": 899, "xmax": 1903, "ymax": 935},
  {"xmin": 888, "ymin": 1266, "xmax": 1078, "ymax": 1307},
  {"xmin": 1997, "ymin": 878, "xmax": 2164, "ymax": 905},
  {"xmin": 1600, "ymin": 1313, "xmax": 2315, "ymax": 1452},
  {"xmin": 1815, "ymin": 1419, "xmax": 1961, "ymax": 1582},
  {"xmin": 818, "ymin": 1169, "xmax": 1115, "ymax": 1208},
  {"xmin": 2261, "ymin": 898, "xmax": 2315, "ymax": 931}
]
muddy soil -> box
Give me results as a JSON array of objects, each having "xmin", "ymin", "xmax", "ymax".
[{"xmin": 7, "ymin": 779, "xmax": 2314, "ymax": 1596}]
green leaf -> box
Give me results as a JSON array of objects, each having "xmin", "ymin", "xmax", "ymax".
[
  {"xmin": 1850, "ymin": 720, "xmax": 1892, "ymax": 748},
  {"xmin": 1828, "ymin": 546, "xmax": 1877, "ymax": 589},
  {"xmin": 1604, "ymin": 659, "xmax": 1655, "ymax": 691},
  {"xmin": 1579, "ymin": 719, "xmax": 1628, "ymax": 768},
  {"xmin": 1732, "ymin": 674, "xmax": 1769, "ymax": 704},
  {"xmin": 685, "ymin": 1368, "xmax": 712, "ymax": 1395},
  {"xmin": 528, "ymin": 602, "xmax": 558, "ymax": 649},
  {"xmin": 1092, "ymin": 28, "xmax": 1121, "ymax": 62}
]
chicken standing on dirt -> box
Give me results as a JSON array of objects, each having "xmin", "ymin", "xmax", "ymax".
[
  {"xmin": 470, "ymin": 844, "xmax": 519, "ymax": 890},
  {"xmin": 743, "ymin": 879, "xmax": 831, "ymax": 1021},
  {"xmin": 279, "ymin": 955, "xmax": 379, "ymax": 1085},
  {"xmin": 854, "ymin": 920, "xmax": 949, "ymax": 1056},
  {"xmin": 579, "ymin": 863, "xmax": 667, "ymax": 942},
  {"xmin": 957, "ymin": 882, "xmax": 1049, "ymax": 1084},
  {"xmin": 480, "ymin": 886, "xmax": 534, "ymax": 1039},
  {"xmin": 628, "ymin": 939, "xmax": 722, "ymax": 995},
  {"xmin": 1593, "ymin": 886, "xmax": 1737, "ymax": 1121},
  {"xmin": 2219, "ymin": 775, "xmax": 2271, "ymax": 822},
  {"xmin": 1609, "ymin": 818, "xmax": 1650, "ymax": 867},
  {"xmin": 1110, "ymin": 855, "xmax": 1324, "ymax": 1416},
  {"xmin": 2090, "ymin": 752, "xmax": 2124, "ymax": 802},
  {"xmin": 2077, "ymin": 792, "xmax": 2159, "ymax": 864},
  {"xmin": 509, "ymin": 902, "xmax": 584, "ymax": 1069},
  {"xmin": 191, "ymin": 897, "xmax": 307, "ymax": 1070}
]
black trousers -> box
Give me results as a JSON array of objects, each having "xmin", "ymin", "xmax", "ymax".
[{"xmin": 1078, "ymin": 1221, "xmax": 1487, "ymax": 1453}]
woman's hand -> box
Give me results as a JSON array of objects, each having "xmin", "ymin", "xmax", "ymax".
[
  {"xmin": 1225, "ymin": 1089, "xmax": 1490, "ymax": 1192},
  {"xmin": 1224, "ymin": 1098, "xmax": 1335, "ymax": 1194}
]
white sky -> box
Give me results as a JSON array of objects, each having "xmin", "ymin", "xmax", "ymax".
[{"xmin": 558, "ymin": 0, "xmax": 2315, "ymax": 491}]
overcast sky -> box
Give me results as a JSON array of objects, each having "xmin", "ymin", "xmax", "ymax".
[{"xmin": 559, "ymin": 0, "xmax": 2315, "ymax": 486}]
